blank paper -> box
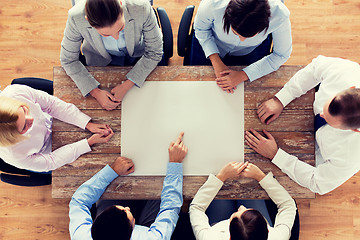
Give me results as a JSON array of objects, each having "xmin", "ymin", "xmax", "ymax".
[{"xmin": 121, "ymin": 81, "xmax": 244, "ymax": 175}]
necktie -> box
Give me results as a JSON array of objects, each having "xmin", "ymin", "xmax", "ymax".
[{"xmin": 314, "ymin": 114, "xmax": 327, "ymax": 132}]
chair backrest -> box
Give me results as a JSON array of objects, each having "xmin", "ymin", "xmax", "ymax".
[
  {"xmin": 177, "ymin": 5, "xmax": 195, "ymax": 57},
  {"xmin": 156, "ymin": 7, "xmax": 174, "ymax": 61}
]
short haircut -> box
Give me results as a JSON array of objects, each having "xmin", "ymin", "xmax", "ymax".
[
  {"xmin": 0, "ymin": 96, "xmax": 29, "ymax": 146},
  {"xmin": 223, "ymin": 0, "xmax": 271, "ymax": 38},
  {"xmin": 229, "ymin": 209, "xmax": 268, "ymax": 240},
  {"xmin": 328, "ymin": 88, "xmax": 360, "ymax": 129},
  {"xmin": 91, "ymin": 205, "xmax": 133, "ymax": 240},
  {"xmin": 85, "ymin": 0, "xmax": 123, "ymax": 28}
]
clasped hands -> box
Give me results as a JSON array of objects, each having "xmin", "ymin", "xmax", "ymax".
[
  {"xmin": 90, "ymin": 80, "xmax": 135, "ymax": 111},
  {"xmin": 216, "ymin": 161, "xmax": 266, "ymax": 182},
  {"xmin": 215, "ymin": 69, "xmax": 248, "ymax": 94}
]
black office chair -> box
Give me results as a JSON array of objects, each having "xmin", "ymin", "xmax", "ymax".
[
  {"xmin": 0, "ymin": 77, "xmax": 53, "ymax": 186},
  {"xmin": 177, "ymin": 5, "xmax": 195, "ymax": 65},
  {"xmin": 155, "ymin": 7, "xmax": 173, "ymax": 65}
]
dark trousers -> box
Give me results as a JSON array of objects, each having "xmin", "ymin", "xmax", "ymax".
[
  {"xmin": 188, "ymin": 33, "xmax": 272, "ymax": 66},
  {"xmin": 96, "ymin": 200, "xmax": 161, "ymax": 227}
]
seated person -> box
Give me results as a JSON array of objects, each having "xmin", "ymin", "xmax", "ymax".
[
  {"xmin": 245, "ymin": 55, "xmax": 360, "ymax": 194},
  {"xmin": 0, "ymin": 84, "xmax": 113, "ymax": 172},
  {"xmin": 60, "ymin": 0, "xmax": 163, "ymax": 110},
  {"xmin": 193, "ymin": 0, "xmax": 292, "ymax": 93},
  {"xmin": 189, "ymin": 161, "xmax": 296, "ymax": 240},
  {"xmin": 69, "ymin": 132, "xmax": 188, "ymax": 240}
]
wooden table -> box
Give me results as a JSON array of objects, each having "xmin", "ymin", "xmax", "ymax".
[{"xmin": 52, "ymin": 66, "xmax": 315, "ymax": 200}]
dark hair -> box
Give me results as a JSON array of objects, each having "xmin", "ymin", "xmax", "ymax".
[
  {"xmin": 91, "ymin": 205, "xmax": 133, "ymax": 240},
  {"xmin": 223, "ymin": 0, "xmax": 271, "ymax": 38},
  {"xmin": 85, "ymin": 0, "xmax": 123, "ymax": 28},
  {"xmin": 328, "ymin": 88, "xmax": 360, "ymax": 129},
  {"xmin": 229, "ymin": 209, "xmax": 268, "ymax": 240}
]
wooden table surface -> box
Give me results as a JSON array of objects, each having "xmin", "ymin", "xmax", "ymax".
[{"xmin": 52, "ymin": 65, "xmax": 315, "ymax": 200}]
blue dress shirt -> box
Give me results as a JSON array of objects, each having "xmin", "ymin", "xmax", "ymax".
[
  {"xmin": 69, "ymin": 163, "xmax": 183, "ymax": 240},
  {"xmin": 101, "ymin": 30, "xmax": 128, "ymax": 57},
  {"xmin": 194, "ymin": 0, "xmax": 292, "ymax": 81}
]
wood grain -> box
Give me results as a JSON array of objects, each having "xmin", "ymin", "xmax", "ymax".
[{"xmin": 52, "ymin": 65, "xmax": 315, "ymax": 200}]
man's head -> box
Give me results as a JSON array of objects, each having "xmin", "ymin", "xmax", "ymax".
[
  {"xmin": 223, "ymin": 0, "xmax": 271, "ymax": 39},
  {"xmin": 229, "ymin": 205, "xmax": 268, "ymax": 240},
  {"xmin": 85, "ymin": 0, "xmax": 125, "ymax": 40},
  {"xmin": 0, "ymin": 96, "xmax": 32, "ymax": 147},
  {"xmin": 321, "ymin": 88, "xmax": 360, "ymax": 130},
  {"xmin": 91, "ymin": 205, "xmax": 135, "ymax": 240}
]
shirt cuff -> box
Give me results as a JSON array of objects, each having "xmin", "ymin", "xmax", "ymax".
[
  {"xmin": 77, "ymin": 138, "xmax": 92, "ymax": 155},
  {"xmin": 242, "ymin": 66, "xmax": 259, "ymax": 82},
  {"xmin": 77, "ymin": 114, "xmax": 92, "ymax": 130},
  {"xmin": 209, "ymin": 174, "xmax": 225, "ymax": 188},
  {"xmin": 272, "ymin": 148, "xmax": 291, "ymax": 170},
  {"xmin": 200, "ymin": 40, "xmax": 220, "ymax": 58},
  {"xmin": 275, "ymin": 88, "xmax": 294, "ymax": 107},
  {"xmin": 258, "ymin": 172, "xmax": 275, "ymax": 187},
  {"xmin": 126, "ymin": 76, "xmax": 139, "ymax": 88},
  {"xmin": 167, "ymin": 162, "xmax": 183, "ymax": 175},
  {"xmin": 101, "ymin": 164, "xmax": 120, "ymax": 182}
]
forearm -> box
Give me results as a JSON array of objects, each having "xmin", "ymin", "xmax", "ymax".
[
  {"xmin": 69, "ymin": 165, "xmax": 118, "ymax": 238},
  {"xmin": 259, "ymin": 172, "xmax": 296, "ymax": 233},
  {"xmin": 24, "ymin": 139, "xmax": 91, "ymax": 172},
  {"xmin": 272, "ymin": 148, "xmax": 333, "ymax": 194},
  {"xmin": 148, "ymin": 163, "xmax": 183, "ymax": 239},
  {"xmin": 209, "ymin": 54, "xmax": 228, "ymax": 77}
]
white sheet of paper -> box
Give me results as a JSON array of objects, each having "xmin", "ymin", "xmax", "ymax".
[{"xmin": 121, "ymin": 81, "xmax": 244, "ymax": 175}]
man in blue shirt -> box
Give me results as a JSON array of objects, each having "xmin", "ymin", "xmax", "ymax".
[
  {"xmin": 69, "ymin": 132, "xmax": 188, "ymax": 240},
  {"xmin": 193, "ymin": 0, "xmax": 292, "ymax": 93}
]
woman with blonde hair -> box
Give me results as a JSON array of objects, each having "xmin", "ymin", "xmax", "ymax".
[{"xmin": 0, "ymin": 84, "xmax": 114, "ymax": 172}]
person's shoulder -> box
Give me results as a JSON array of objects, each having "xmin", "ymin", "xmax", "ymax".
[
  {"xmin": 1, "ymin": 84, "xmax": 30, "ymax": 96},
  {"xmin": 198, "ymin": 0, "xmax": 229, "ymax": 13},
  {"xmin": 269, "ymin": 0, "xmax": 290, "ymax": 22},
  {"xmin": 68, "ymin": 0, "xmax": 86, "ymax": 19},
  {"xmin": 123, "ymin": 0, "xmax": 149, "ymax": 10},
  {"xmin": 312, "ymin": 55, "xmax": 360, "ymax": 71}
]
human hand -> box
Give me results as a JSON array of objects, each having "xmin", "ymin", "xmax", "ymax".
[
  {"xmin": 216, "ymin": 70, "xmax": 248, "ymax": 93},
  {"xmin": 257, "ymin": 97, "xmax": 284, "ymax": 124},
  {"xmin": 168, "ymin": 132, "xmax": 188, "ymax": 163},
  {"xmin": 87, "ymin": 128, "xmax": 114, "ymax": 146},
  {"xmin": 90, "ymin": 88, "xmax": 120, "ymax": 111},
  {"xmin": 245, "ymin": 129, "xmax": 278, "ymax": 159},
  {"xmin": 216, "ymin": 161, "xmax": 248, "ymax": 182},
  {"xmin": 86, "ymin": 122, "xmax": 112, "ymax": 136},
  {"xmin": 110, "ymin": 80, "xmax": 135, "ymax": 102},
  {"xmin": 240, "ymin": 163, "xmax": 266, "ymax": 182},
  {"xmin": 110, "ymin": 157, "xmax": 135, "ymax": 176}
]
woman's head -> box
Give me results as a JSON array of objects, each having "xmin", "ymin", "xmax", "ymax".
[
  {"xmin": 0, "ymin": 96, "xmax": 32, "ymax": 146},
  {"xmin": 85, "ymin": 0, "xmax": 123, "ymax": 28},
  {"xmin": 229, "ymin": 205, "xmax": 268, "ymax": 240},
  {"xmin": 223, "ymin": 0, "xmax": 271, "ymax": 39}
]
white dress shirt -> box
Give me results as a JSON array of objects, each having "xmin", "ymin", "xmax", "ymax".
[
  {"xmin": 189, "ymin": 173, "xmax": 296, "ymax": 240},
  {"xmin": 273, "ymin": 55, "xmax": 360, "ymax": 194},
  {"xmin": 0, "ymin": 85, "xmax": 92, "ymax": 172},
  {"xmin": 194, "ymin": 0, "xmax": 292, "ymax": 81}
]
